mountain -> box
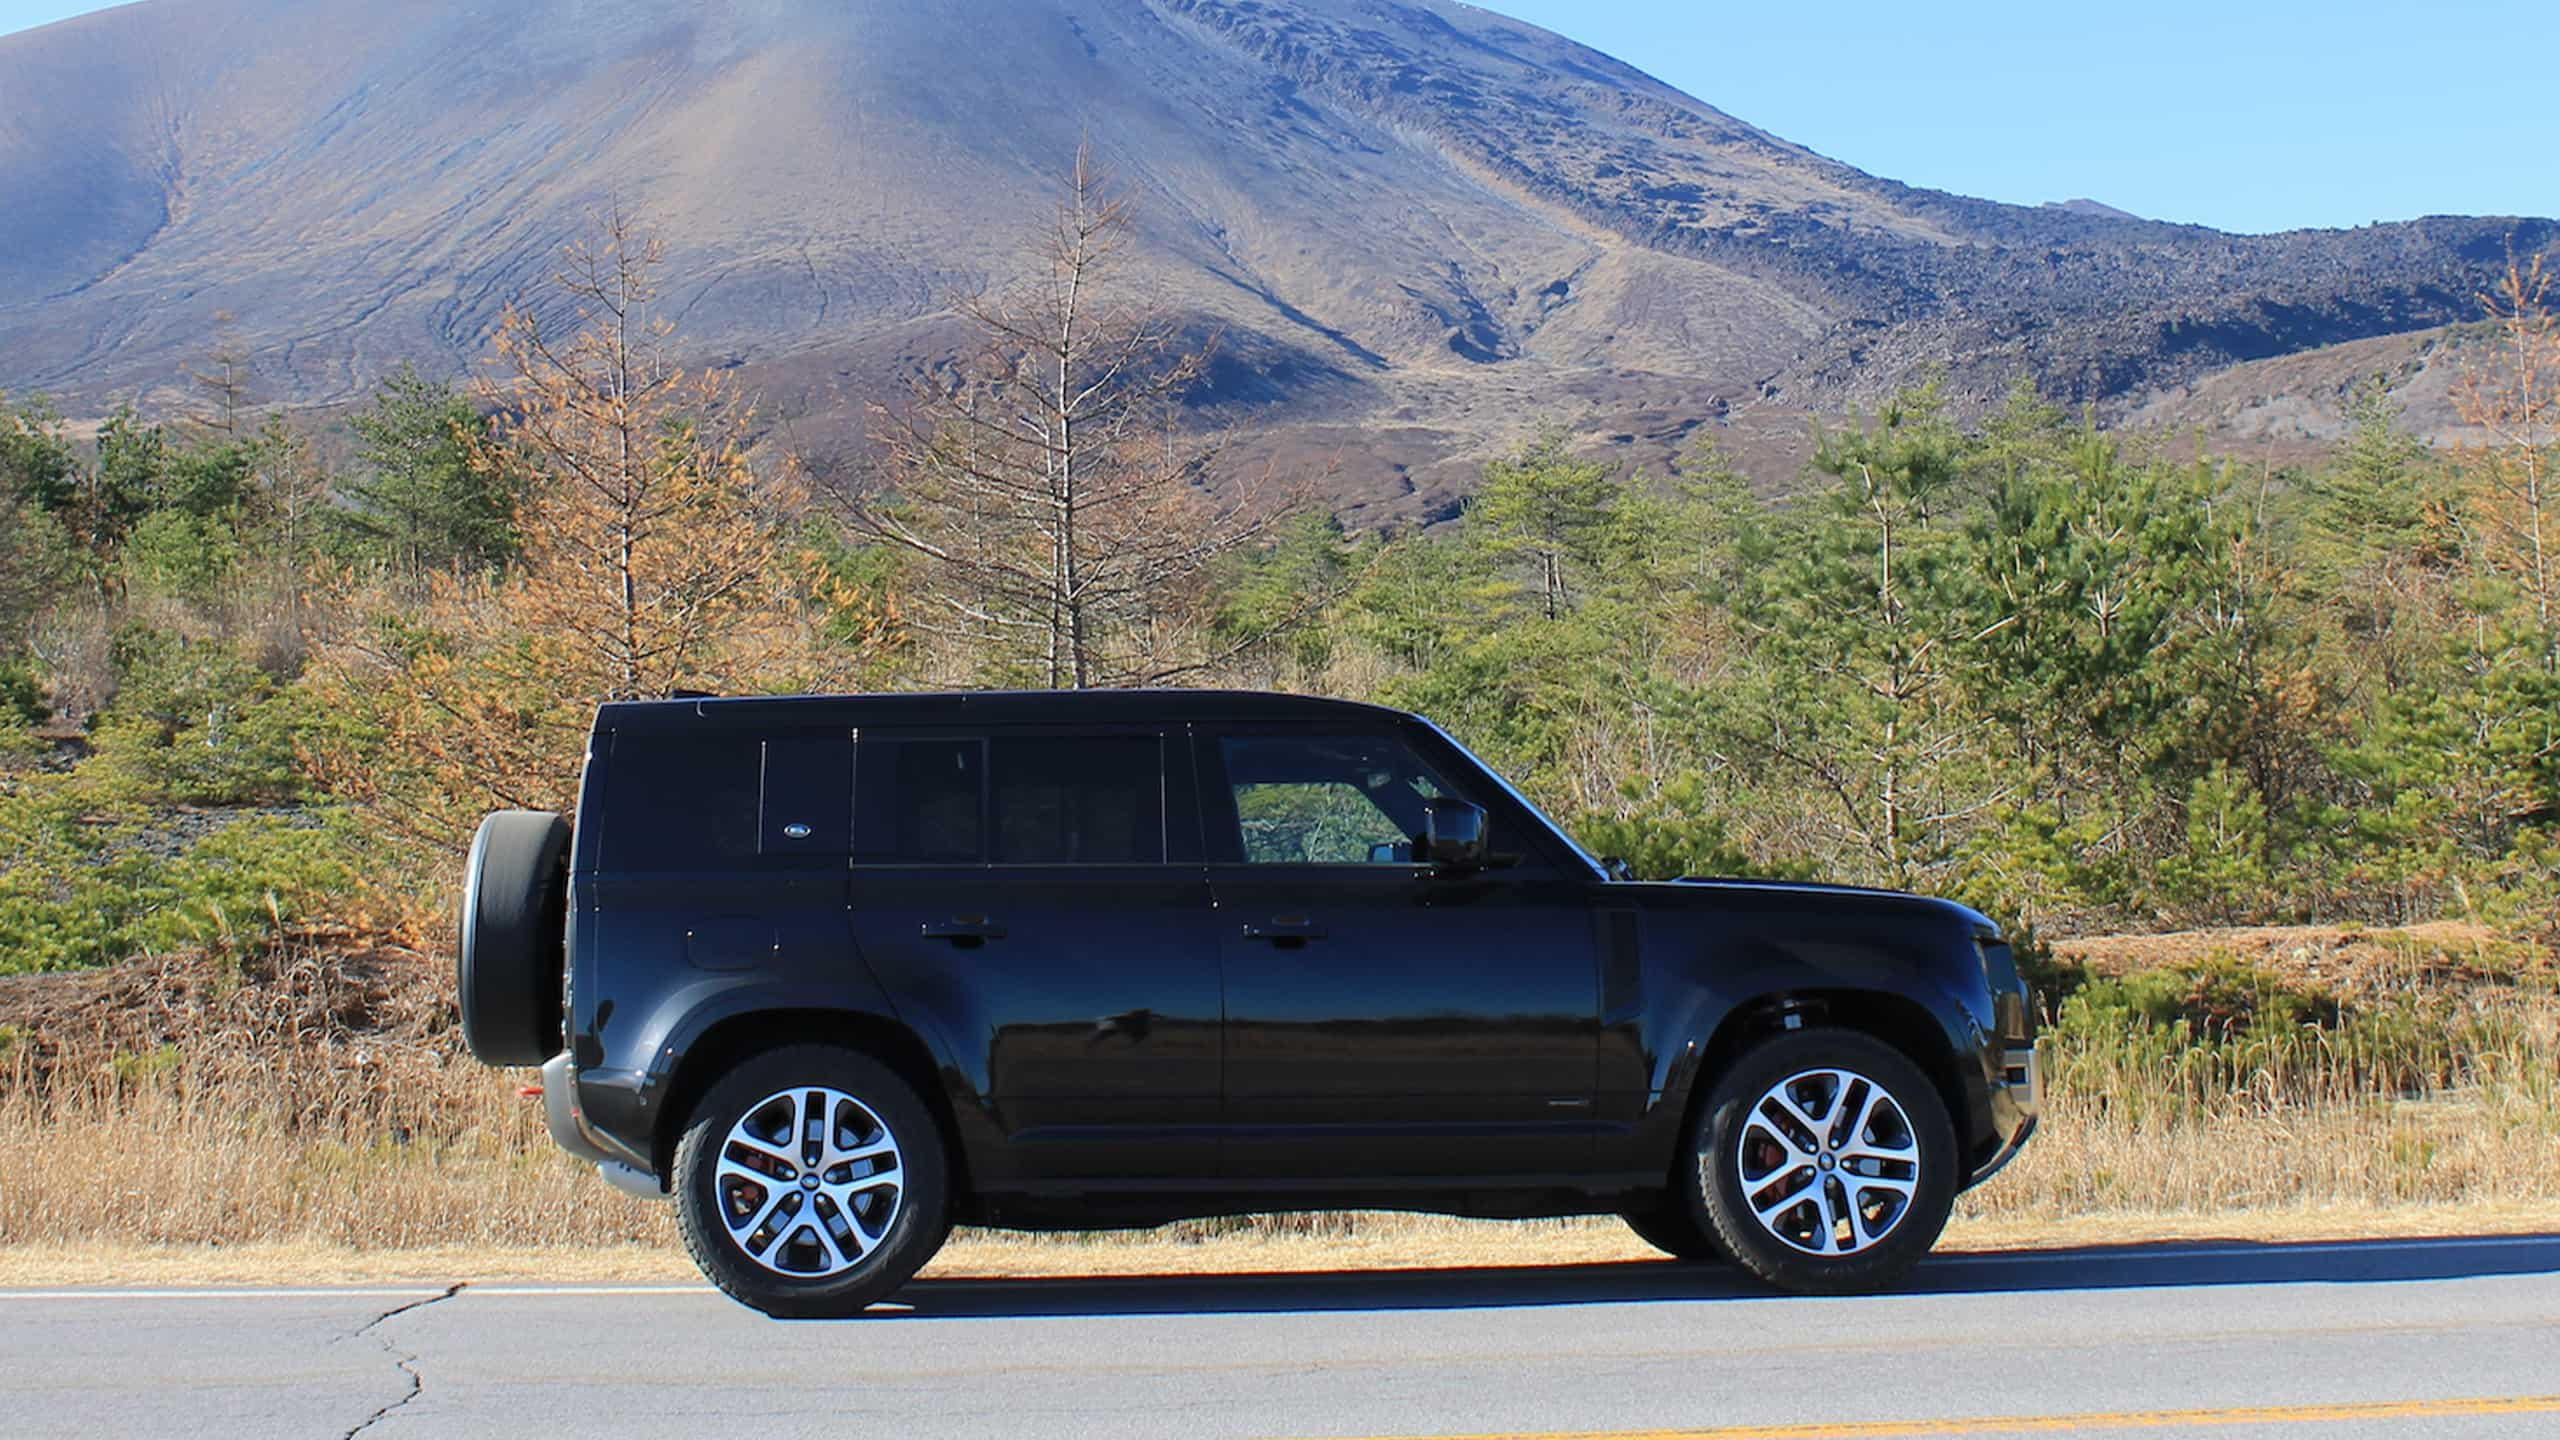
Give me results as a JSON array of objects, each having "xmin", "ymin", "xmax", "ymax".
[
  {"xmin": 2123, "ymin": 322, "xmax": 2499, "ymax": 459},
  {"xmin": 1, "ymin": 0, "xmax": 2552, "ymax": 518},
  {"xmin": 2043, "ymin": 198, "xmax": 2142, "ymax": 222}
]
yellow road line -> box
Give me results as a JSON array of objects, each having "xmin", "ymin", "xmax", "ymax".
[{"xmin": 1317, "ymin": 1393, "xmax": 2560, "ymax": 1439}]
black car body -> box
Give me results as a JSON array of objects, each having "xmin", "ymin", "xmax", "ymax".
[{"xmin": 459, "ymin": 690, "xmax": 2039, "ymax": 1315}]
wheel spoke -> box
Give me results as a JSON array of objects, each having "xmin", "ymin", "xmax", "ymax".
[
  {"xmin": 717, "ymin": 1156, "xmax": 790, "ymax": 1195},
  {"xmin": 1744, "ymin": 1112, "xmax": 1816, "ymax": 1169},
  {"xmin": 829, "ymin": 1136, "xmax": 900, "ymax": 1172},
  {"xmin": 802, "ymin": 1212, "xmax": 849, "ymax": 1271},
  {"xmin": 732, "ymin": 1186, "xmax": 792, "ymax": 1246},
  {"xmin": 1842, "ymin": 1182, "xmax": 1879, "ymax": 1250},
  {"xmin": 837, "ymin": 1189, "xmax": 893, "ymax": 1257},
  {"xmin": 1749, "ymin": 1168, "xmax": 1813, "ymax": 1221},
  {"xmin": 725, "ymin": 1132, "xmax": 799, "ymax": 1173},
  {"xmin": 1769, "ymin": 1086, "xmax": 1830, "ymax": 1141},
  {"xmin": 1809, "ymin": 1180, "xmax": 1843, "ymax": 1253}
]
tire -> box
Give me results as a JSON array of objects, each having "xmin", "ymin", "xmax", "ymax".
[
  {"xmin": 1690, "ymin": 1027, "xmax": 1958, "ymax": 1296},
  {"xmin": 456, "ymin": 810, "xmax": 571, "ymax": 1065},
  {"xmin": 673, "ymin": 1045, "xmax": 951, "ymax": 1319},
  {"xmin": 1619, "ymin": 1195, "xmax": 1726, "ymax": 1264}
]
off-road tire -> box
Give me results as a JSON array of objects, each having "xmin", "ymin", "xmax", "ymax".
[
  {"xmin": 1692, "ymin": 1026, "xmax": 1958, "ymax": 1295},
  {"xmin": 673, "ymin": 1045, "xmax": 950, "ymax": 1319}
]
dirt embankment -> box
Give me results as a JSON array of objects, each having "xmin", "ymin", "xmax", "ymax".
[{"xmin": 2051, "ymin": 920, "xmax": 2539, "ymax": 995}]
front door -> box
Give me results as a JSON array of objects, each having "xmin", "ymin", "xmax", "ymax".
[
  {"xmin": 1200, "ymin": 728, "xmax": 1601, "ymax": 1183},
  {"xmin": 846, "ymin": 728, "xmax": 1220, "ymax": 1185}
]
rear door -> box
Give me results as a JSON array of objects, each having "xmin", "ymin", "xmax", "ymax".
[
  {"xmin": 1200, "ymin": 727, "xmax": 1602, "ymax": 1183},
  {"xmin": 845, "ymin": 727, "xmax": 1221, "ymax": 1185}
]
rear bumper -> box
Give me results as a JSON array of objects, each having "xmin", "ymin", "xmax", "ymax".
[{"xmin": 541, "ymin": 1052, "xmax": 663, "ymax": 1197}]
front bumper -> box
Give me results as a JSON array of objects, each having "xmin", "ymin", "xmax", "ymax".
[{"xmin": 1968, "ymin": 1039, "xmax": 2045, "ymax": 1187}]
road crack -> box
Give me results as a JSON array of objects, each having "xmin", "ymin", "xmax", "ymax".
[{"xmin": 340, "ymin": 1282, "xmax": 465, "ymax": 1439}]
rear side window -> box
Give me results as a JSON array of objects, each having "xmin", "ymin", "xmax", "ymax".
[
  {"xmin": 854, "ymin": 733, "xmax": 1164, "ymax": 865},
  {"xmin": 992, "ymin": 736, "xmax": 1162, "ymax": 864},
  {"xmin": 856, "ymin": 738, "xmax": 983, "ymax": 864}
]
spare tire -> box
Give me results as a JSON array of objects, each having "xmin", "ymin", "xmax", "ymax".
[{"xmin": 458, "ymin": 810, "xmax": 572, "ymax": 1066}]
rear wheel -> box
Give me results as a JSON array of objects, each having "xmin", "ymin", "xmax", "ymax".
[
  {"xmin": 1691, "ymin": 1027, "xmax": 1958, "ymax": 1295},
  {"xmin": 672, "ymin": 1045, "xmax": 950, "ymax": 1318}
]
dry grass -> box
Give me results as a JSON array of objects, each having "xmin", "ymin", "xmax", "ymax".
[
  {"xmin": 2, "ymin": 930, "xmax": 2556, "ymax": 1286},
  {"xmin": 9, "ymin": 1205, "xmax": 2560, "ymax": 1289}
]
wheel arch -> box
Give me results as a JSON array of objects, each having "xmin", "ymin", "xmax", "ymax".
[
  {"xmin": 1677, "ymin": 988, "xmax": 1971, "ymax": 1177},
  {"xmin": 650, "ymin": 1008, "xmax": 973, "ymax": 1205}
]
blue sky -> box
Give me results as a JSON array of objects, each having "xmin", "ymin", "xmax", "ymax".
[{"xmin": 0, "ymin": 0, "xmax": 2545, "ymax": 234}]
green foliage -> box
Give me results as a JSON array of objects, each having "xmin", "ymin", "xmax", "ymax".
[
  {"xmin": 0, "ymin": 492, "xmax": 73, "ymax": 664},
  {"xmin": 2155, "ymin": 764, "xmax": 2277, "ymax": 924},
  {"xmin": 2044, "ymin": 954, "xmax": 2533, "ymax": 1115},
  {"xmin": 0, "ymin": 660, "xmax": 42, "ymax": 729},
  {"xmin": 332, "ymin": 365, "xmax": 514, "ymax": 572},
  {"xmin": 1570, "ymin": 774, "xmax": 1770, "ymax": 881},
  {"xmin": 1, "ymin": 393, "xmax": 81, "ymax": 514},
  {"xmin": 0, "ymin": 782, "xmax": 357, "ymax": 974},
  {"xmin": 1716, "ymin": 392, "xmax": 1979, "ymax": 888},
  {"xmin": 87, "ymin": 629, "xmax": 306, "ymax": 807},
  {"xmin": 122, "ymin": 508, "xmax": 245, "ymax": 601},
  {"xmin": 1212, "ymin": 509, "xmax": 1362, "ymax": 676}
]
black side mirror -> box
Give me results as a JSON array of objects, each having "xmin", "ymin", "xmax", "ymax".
[{"xmin": 1420, "ymin": 798, "xmax": 1490, "ymax": 871}]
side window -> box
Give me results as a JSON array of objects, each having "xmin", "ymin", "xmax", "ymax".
[
  {"xmin": 1219, "ymin": 734, "xmax": 1452, "ymax": 865},
  {"xmin": 599, "ymin": 732, "xmax": 763, "ymax": 871},
  {"xmin": 991, "ymin": 735, "xmax": 1163, "ymax": 864},
  {"xmin": 856, "ymin": 738, "xmax": 985, "ymax": 864},
  {"xmin": 761, "ymin": 734, "xmax": 854, "ymax": 859}
]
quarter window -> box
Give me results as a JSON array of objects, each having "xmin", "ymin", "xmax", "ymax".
[{"xmin": 599, "ymin": 733, "xmax": 763, "ymax": 871}]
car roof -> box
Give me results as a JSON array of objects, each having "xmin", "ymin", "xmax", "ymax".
[{"xmin": 594, "ymin": 688, "xmax": 1416, "ymax": 732}]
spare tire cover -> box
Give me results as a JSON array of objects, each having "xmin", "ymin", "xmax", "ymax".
[{"xmin": 458, "ymin": 810, "xmax": 572, "ymax": 1066}]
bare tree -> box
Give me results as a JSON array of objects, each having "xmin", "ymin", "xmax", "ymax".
[
  {"xmin": 2454, "ymin": 249, "xmax": 2557, "ymax": 642},
  {"xmin": 846, "ymin": 148, "xmax": 1302, "ymax": 688}
]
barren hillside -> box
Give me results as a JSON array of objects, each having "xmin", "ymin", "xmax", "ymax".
[{"xmin": 1, "ymin": 0, "xmax": 2550, "ymax": 512}]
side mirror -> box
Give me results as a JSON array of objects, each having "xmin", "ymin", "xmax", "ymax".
[{"xmin": 1420, "ymin": 798, "xmax": 1490, "ymax": 871}]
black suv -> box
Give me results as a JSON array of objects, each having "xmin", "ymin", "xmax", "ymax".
[{"xmin": 458, "ymin": 690, "xmax": 2038, "ymax": 1317}]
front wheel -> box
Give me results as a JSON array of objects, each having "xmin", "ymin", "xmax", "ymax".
[
  {"xmin": 1691, "ymin": 1027, "xmax": 1958, "ymax": 1295},
  {"xmin": 672, "ymin": 1045, "xmax": 950, "ymax": 1318}
]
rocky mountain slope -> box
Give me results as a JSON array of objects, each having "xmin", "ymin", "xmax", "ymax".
[{"xmin": 1, "ymin": 0, "xmax": 2550, "ymax": 514}]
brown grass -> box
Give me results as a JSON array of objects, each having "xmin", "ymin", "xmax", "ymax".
[{"xmin": 3, "ymin": 930, "xmax": 2556, "ymax": 1284}]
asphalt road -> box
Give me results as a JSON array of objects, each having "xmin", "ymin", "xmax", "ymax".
[{"xmin": 5, "ymin": 1236, "xmax": 2557, "ymax": 1440}]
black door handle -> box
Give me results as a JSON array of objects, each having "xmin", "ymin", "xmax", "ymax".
[
  {"xmin": 921, "ymin": 918, "xmax": 1005, "ymax": 945},
  {"xmin": 1241, "ymin": 919, "xmax": 1326, "ymax": 945}
]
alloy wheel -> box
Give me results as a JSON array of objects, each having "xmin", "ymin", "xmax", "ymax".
[
  {"xmin": 714, "ymin": 1086, "xmax": 905, "ymax": 1278},
  {"xmin": 1731, "ymin": 1067, "xmax": 1921, "ymax": 1257}
]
